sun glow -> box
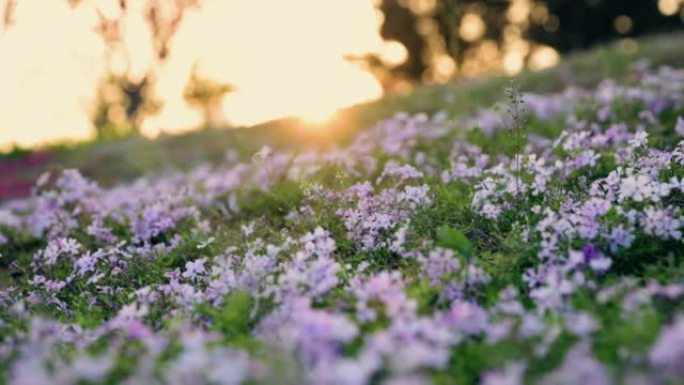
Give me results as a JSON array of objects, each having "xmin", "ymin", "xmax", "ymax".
[{"xmin": 0, "ymin": 0, "xmax": 385, "ymax": 149}]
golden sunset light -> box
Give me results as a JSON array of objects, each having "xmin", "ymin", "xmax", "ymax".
[
  {"xmin": 1, "ymin": 0, "xmax": 680, "ymax": 151},
  {"xmin": 0, "ymin": 0, "xmax": 385, "ymax": 149}
]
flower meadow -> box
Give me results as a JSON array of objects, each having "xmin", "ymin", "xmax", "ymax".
[{"xmin": 1, "ymin": 64, "xmax": 684, "ymax": 385}]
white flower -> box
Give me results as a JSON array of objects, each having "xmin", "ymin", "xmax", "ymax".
[
  {"xmin": 589, "ymin": 256, "xmax": 613, "ymax": 273},
  {"xmin": 241, "ymin": 223, "xmax": 255, "ymax": 237},
  {"xmin": 565, "ymin": 312, "xmax": 598, "ymax": 337},
  {"xmin": 619, "ymin": 174, "xmax": 653, "ymax": 202},
  {"xmin": 252, "ymin": 145, "xmax": 273, "ymax": 161},
  {"xmin": 675, "ymin": 116, "xmax": 684, "ymax": 137},
  {"xmin": 642, "ymin": 207, "xmax": 682, "ymax": 240},
  {"xmin": 628, "ymin": 130, "xmax": 648, "ymax": 147},
  {"xmin": 197, "ymin": 237, "xmax": 215, "ymax": 249}
]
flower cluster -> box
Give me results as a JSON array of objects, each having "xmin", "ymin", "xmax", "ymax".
[{"xmin": 0, "ymin": 64, "xmax": 683, "ymax": 384}]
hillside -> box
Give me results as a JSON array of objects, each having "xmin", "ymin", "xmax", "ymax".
[{"xmin": 2, "ymin": 32, "xmax": 684, "ymax": 195}]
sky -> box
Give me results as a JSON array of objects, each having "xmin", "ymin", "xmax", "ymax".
[{"xmin": 0, "ymin": 0, "xmax": 387, "ymax": 149}]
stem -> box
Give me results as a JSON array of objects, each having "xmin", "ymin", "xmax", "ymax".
[{"xmin": 506, "ymin": 80, "xmax": 526, "ymax": 222}]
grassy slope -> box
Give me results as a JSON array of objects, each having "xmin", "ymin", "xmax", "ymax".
[{"xmin": 3, "ymin": 32, "xmax": 683, "ymax": 189}]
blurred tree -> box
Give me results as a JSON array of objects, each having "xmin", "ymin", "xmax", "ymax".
[
  {"xmin": 70, "ymin": 0, "xmax": 201, "ymax": 138},
  {"xmin": 183, "ymin": 67, "xmax": 235, "ymax": 129},
  {"xmin": 373, "ymin": 0, "xmax": 684, "ymax": 83},
  {"xmin": 528, "ymin": 0, "xmax": 684, "ymax": 52},
  {"xmin": 1, "ymin": 0, "xmax": 17, "ymax": 32},
  {"xmin": 376, "ymin": 0, "xmax": 428, "ymax": 80},
  {"xmin": 434, "ymin": 1, "xmax": 508, "ymax": 64},
  {"xmin": 91, "ymin": 75, "xmax": 161, "ymax": 139}
]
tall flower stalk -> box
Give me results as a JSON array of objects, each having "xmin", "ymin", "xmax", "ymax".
[{"xmin": 505, "ymin": 80, "xmax": 528, "ymax": 221}]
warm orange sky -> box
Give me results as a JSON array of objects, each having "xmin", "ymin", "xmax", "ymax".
[{"xmin": 0, "ymin": 0, "xmax": 387, "ymax": 149}]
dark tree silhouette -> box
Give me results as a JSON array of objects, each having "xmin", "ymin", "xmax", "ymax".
[
  {"xmin": 373, "ymin": 0, "xmax": 684, "ymax": 83},
  {"xmin": 528, "ymin": 0, "xmax": 684, "ymax": 52},
  {"xmin": 377, "ymin": 0, "xmax": 428, "ymax": 80}
]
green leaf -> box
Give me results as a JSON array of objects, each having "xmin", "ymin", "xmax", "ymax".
[
  {"xmin": 212, "ymin": 291, "xmax": 255, "ymax": 341},
  {"xmin": 436, "ymin": 226, "xmax": 473, "ymax": 257}
]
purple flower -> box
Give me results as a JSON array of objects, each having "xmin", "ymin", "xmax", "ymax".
[
  {"xmin": 481, "ymin": 362, "xmax": 526, "ymax": 385},
  {"xmin": 582, "ymin": 243, "xmax": 597, "ymax": 263},
  {"xmin": 183, "ymin": 258, "xmax": 208, "ymax": 281},
  {"xmin": 418, "ymin": 248, "xmax": 460, "ymax": 285},
  {"xmin": 540, "ymin": 341, "xmax": 610, "ymax": 385},
  {"xmin": 650, "ymin": 316, "xmax": 684, "ymax": 379},
  {"xmin": 444, "ymin": 300, "xmax": 489, "ymax": 335}
]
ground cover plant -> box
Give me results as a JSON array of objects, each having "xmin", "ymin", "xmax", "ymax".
[{"xmin": 1, "ymin": 59, "xmax": 684, "ymax": 384}]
